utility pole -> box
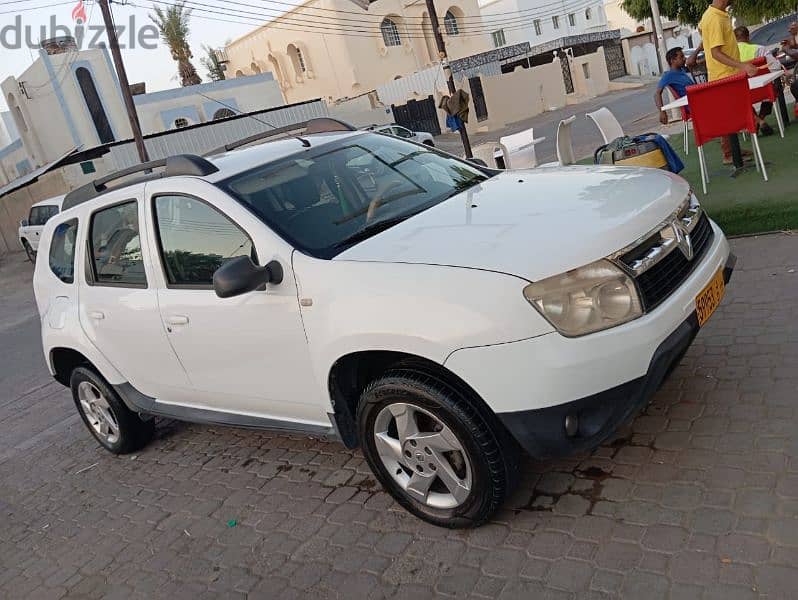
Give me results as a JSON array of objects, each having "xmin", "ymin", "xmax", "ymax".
[
  {"xmin": 648, "ymin": 0, "xmax": 668, "ymax": 74},
  {"xmin": 425, "ymin": 0, "xmax": 472, "ymax": 158},
  {"xmin": 98, "ymin": 0, "xmax": 149, "ymax": 162}
]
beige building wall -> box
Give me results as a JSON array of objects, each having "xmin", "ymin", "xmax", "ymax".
[
  {"xmin": 225, "ymin": 0, "xmax": 490, "ymax": 103},
  {"xmin": 603, "ymin": 0, "xmax": 644, "ymax": 34}
]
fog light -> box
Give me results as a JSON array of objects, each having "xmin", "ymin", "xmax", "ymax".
[{"xmin": 564, "ymin": 414, "xmax": 579, "ymax": 437}]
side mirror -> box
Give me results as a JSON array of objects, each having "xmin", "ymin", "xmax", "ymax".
[
  {"xmin": 20, "ymin": 218, "xmax": 29, "ymax": 227},
  {"xmin": 213, "ymin": 256, "xmax": 283, "ymax": 298}
]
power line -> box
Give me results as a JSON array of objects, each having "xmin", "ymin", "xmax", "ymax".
[
  {"xmin": 144, "ymin": 0, "xmax": 604, "ymax": 22},
  {"xmin": 0, "ymin": 0, "xmax": 73, "ymax": 13},
  {"xmin": 129, "ymin": 0, "xmax": 603, "ymax": 39},
  {"xmin": 178, "ymin": 0, "xmax": 602, "ymax": 32}
]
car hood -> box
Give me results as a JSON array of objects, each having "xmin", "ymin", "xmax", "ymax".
[{"xmin": 335, "ymin": 166, "xmax": 691, "ymax": 282}]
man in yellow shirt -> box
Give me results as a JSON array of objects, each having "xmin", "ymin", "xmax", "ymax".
[
  {"xmin": 698, "ymin": 0, "xmax": 758, "ymax": 162},
  {"xmin": 699, "ymin": 0, "xmax": 757, "ymax": 81}
]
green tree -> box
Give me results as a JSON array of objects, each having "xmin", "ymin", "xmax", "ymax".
[
  {"xmin": 621, "ymin": 0, "xmax": 797, "ymax": 26},
  {"xmin": 200, "ymin": 45, "xmax": 226, "ymax": 82},
  {"xmin": 149, "ymin": 2, "xmax": 202, "ymax": 87}
]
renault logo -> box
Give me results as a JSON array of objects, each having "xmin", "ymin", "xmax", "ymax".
[{"xmin": 672, "ymin": 222, "xmax": 694, "ymax": 260}]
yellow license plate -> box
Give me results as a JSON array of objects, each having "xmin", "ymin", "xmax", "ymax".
[{"xmin": 695, "ymin": 269, "xmax": 725, "ymax": 327}]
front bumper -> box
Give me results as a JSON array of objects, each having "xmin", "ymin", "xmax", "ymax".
[
  {"xmin": 498, "ymin": 256, "xmax": 735, "ymax": 458},
  {"xmin": 444, "ymin": 219, "xmax": 734, "ymax": 458}
]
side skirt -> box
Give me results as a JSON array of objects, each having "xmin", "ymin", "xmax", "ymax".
[{"xmin": 114, "ymin": 382, "xmax": 340, "ymax": 440}]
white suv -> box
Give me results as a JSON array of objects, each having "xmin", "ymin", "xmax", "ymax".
[
  {"xmin": 19, "ymin": 195, "xmax": 65, "ymax": 261},
  {"xmin": 34, "ymin": 120, "xmax": 734, "ymax": 527}
]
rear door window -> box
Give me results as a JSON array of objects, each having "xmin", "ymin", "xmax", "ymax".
[
  {"xmin": 49, "ymin": 219, "xmax": 78, "ymax": 283},
  {"xmin": 89, "ymin": 201, "xmax": 147, "ymax": 287}
]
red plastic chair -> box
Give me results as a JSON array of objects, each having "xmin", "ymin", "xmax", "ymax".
[
  {"xmin": 747, "ymin": 59, "xmax": 785, "ymax": 138},
  {"xmin": 686, "ymin": 72, "xmax": 768, "ymax": 194}
]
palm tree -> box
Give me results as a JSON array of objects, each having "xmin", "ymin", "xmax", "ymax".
[{"xmin": 149, "ymin": 3, "xmax": 202, "ymax": 87}]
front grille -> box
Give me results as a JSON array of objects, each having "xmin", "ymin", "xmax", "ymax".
[{"xmin": 634, "ymin": 212, "xmax": 714, "ymax": 310}]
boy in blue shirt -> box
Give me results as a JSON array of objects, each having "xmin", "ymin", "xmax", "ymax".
[{"xmin": 655, "ymin": 47, "xmax": 695, "ymax": 125}]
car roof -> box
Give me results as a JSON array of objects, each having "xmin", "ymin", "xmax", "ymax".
[
  {"xmin": 30, "ymin": 195, "xmax": 66, "ymax": 210},
  {"xmin": 203, "ymin": 130, "xmax": 365, "ymax": 182}
]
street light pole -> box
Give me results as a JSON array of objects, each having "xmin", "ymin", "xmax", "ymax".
[
  {"xmin": 649, "ymin": 0, "xmax": 668, "ymax": 74},
  {"xmin": 98, "ymin": 0, "xmax": 149, "ymax": 163},
  {"xmin": 425, "ymin": 0, "xmax": 472, "ymax": 158}
]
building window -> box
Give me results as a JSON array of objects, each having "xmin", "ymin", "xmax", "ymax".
[
  {"xmin": 288, "ymin": 44, "xmax": 307, "ymax": 78},
  {"xmin": 444, "ymin": 11, "xmax": 459, "ymax": 36},
  {"xmin": 533, "ymin": 19, "xmax": 541, "ymax": 36},
  {"xmin": 173, "ymin": 118, "xmax": 189, "ymax": 129},
  {"xmin": 585, "ymin": 7, "xmax": 592, "ymax": 20},
  {"xmin": 251, "ymin": 62, "xmax": 261, "ymax": 74},
  {"xmin": 75, "ymin": 67, "xmax": 115, "ymax": 144},
  {"xmin": 381, "ymin": 18, "xmax": 401, "ymax": 47},
  {"xmin": 568, "ymin": 13, "xmax": 576, "ymax": 27},
  {"xmin": 212, "ymin": 108, "xmax": 236, "ymax": 120},
  {"xmin": 491, "ymin": 29, "xmax": 506, "ymax": 48},
  {"xmin": 552, "ymin": 15, "xmax": 560, "ymax": 30}
]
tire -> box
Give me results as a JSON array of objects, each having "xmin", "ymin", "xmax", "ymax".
[
  {"xmin": 70, "ymin": 367, "xmax": 155, "ymax": 454},
  {"xmin": 22, "ymin": 240, "xmax": 35, "ymax": 263},
  {"xmin": 357, "ymin": 368, "xmax": 518, "ymax": 528},
  {"xmin": 423, "ymin": 140, "xmax": 435, "ymax": 147}
]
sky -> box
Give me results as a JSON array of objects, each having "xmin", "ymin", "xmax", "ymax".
[{"xmin": 0, "ymin": 0, "xmax": 271, "ymax": 112}]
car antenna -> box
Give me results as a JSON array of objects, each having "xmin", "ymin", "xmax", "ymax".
[{"xmin": 194, "ymin": 92, "xmax": 311, "ymax": 148}]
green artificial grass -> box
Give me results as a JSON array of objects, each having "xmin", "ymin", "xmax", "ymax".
[{"xmin": 579, "ymin": 111, "xmax": 798, "ymax": 236}]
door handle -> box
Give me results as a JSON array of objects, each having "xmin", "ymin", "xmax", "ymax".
[
  {"xmin": 166, "ymin": 315, "xmax": 189, "ymax": 325},
  {"xmin": 88, "ymin": 311, "xmax": 105, "ymax": 320}
]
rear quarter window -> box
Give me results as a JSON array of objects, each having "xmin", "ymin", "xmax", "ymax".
[{"xmin": 49, "ymin": 219, "xmax": 79, "ymax": 283}]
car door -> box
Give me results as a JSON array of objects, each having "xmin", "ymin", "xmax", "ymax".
[
  {"xmin": 143, "ymin": 177, "xmax": 327, "ymax": 425},
  {"xmin": 77, "ymin": 188, "xmax": 194, "ymax": 403},
  {"xmin": 26, "ymin": 206, "xmax": 43, "ymax": 250}
]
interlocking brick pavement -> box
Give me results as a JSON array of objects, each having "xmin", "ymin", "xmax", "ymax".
[{"xmin": 0, "ymin": 233, "xmax": 796, "ymax": 599}]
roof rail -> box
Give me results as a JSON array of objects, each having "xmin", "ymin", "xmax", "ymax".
[
  {"xmin": 204, "ymin": 117, "xmax": 358, "ymax": 157},
  {"xmin": 62, "ymin": 154, "xmax": 218, "ymax": 211},
  {"xmin": 304, "ymin": 118, "xmax": 357, "ymax": 134}
]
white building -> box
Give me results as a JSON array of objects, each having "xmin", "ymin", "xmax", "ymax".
[
  {"xmin": 0, "ymin": 39, "xmax": 285, "ymax": 186},
  {"xmin": 478, "ymin": 0, "xmax": 610, "ymax": 49}
]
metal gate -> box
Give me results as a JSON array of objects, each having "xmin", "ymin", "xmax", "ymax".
[
  {"xmin": 468, "ymin": 77, "xmax": 489, "ymax": 122},
  {"xmin": 560, "ymin": 57, "xmax": 574, "ymax": 94},
  {"xmin": 604, "ymin": 43, "xmax": 627, "ymax": 80},
  {"xmin": 391, "ymin": 95, "xmax": 441, "ymax": 135}
]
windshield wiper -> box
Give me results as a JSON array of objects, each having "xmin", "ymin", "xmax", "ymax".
[{"xmin": 334, "ymin": 212, "xmax": 422, "ymax": 248}]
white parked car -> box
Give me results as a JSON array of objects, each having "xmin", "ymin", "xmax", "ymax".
[
  {"xmin": 18, "ymin": 195, "xmax": 65, "ymax": 261},
  {"xmin": 370, "ymin": 123, "xmax": 435, "ymax": 146},
  {"xmin": 34, "ymin": 120, "xmax": 734, "ymax": 527}
]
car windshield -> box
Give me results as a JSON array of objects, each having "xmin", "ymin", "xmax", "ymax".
[{"xmin": 220, "ymin": 133, "xmax": 489, "ymax": 258}]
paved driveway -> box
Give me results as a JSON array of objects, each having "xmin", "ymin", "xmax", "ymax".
[{"xmin": 0, "ymin": 233, "xmax": 796, "ymax": 599}]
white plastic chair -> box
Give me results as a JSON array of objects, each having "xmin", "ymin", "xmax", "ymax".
[
  {"xmin": 499, "ymin": 128, "xmax": 546, "ymax": 169},
  {"xmin": 586, "ymin": 107, "xmax": 624, "ymax": 144},
  {"xmin": 471, "ymin": 142, "xmax": 509, "ymax": 169},
  {"xmin": 664, "ymin": 86, "xmax": 691, "ymax": 155},
  {"xmin": 555, "ymin": 116, "xmax": 577, "ymax": 166}
]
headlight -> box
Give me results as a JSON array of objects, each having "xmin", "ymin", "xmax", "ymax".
[{"xmin": 523, "ymin": 259, "xmax": 642, "ymax": 337}]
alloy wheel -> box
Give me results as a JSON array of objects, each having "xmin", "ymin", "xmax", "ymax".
[
  {"xmin": 77, "ymin": 381, "xmax": 120, "ymax": 445},
  {"xmin": 373, "ymin": 402, "xmax": 472, "ymax": 509}
]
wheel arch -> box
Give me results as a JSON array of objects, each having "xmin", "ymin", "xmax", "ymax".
[{"xmin": 327, "ymin": 350, "xmax": 504, "ymax": 449}]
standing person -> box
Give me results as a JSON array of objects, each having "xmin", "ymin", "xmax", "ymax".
[
  {"xmin": 698, "ymin": 0, "xmax": 758, "ymax": 163},
  {"xmin": 734, "ymin": 26, "xmax": 775, "ymax": 136},
  {"xmin": 655, "ymin": 47, "xmax": 695, "ymax": 125}
]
